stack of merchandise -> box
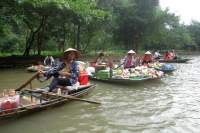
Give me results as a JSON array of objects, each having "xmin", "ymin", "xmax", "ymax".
[
  {"xmin": 0, "ymin": 90, "xmax": 20, "ymax": 112},
  {"xmin": 113, "ymin": 66, "xmax": 163, "ymax": 79},
  {"xmin": 148, "ymin": 62, "xmax": 164, "ymax": 69},
  {"xmin": 148, "ymin": 62, "xmax": 175, "ymax": 72}
]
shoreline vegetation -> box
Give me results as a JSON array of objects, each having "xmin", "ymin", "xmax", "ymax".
[{"xmin": 0, "ymin": 50, "xmax": 197, "ymax": 68}]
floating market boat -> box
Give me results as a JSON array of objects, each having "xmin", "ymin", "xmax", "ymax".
[
  {"xmin": 89, "ymin": 75, "xmax": 160, "ymax": 84},
  {"xmin": 0, "ymin": 84, "xmax": 95, "ymax": 120},
  {"xmin": 158, "ymin": 58, "xmax": 191, "ymax": 63},
  {"xmin": 88, "ymin": 66, "xmax": 163, "ymax": 85}
]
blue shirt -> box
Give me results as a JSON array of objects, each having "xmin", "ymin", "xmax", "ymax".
[{"xmin": 44, "ymin": 61, "xmax": 79, "ymax": 85}]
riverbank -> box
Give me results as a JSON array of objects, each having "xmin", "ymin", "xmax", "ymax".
[{"xmin": 0, "ymin": 50, "xmax": 198, "ymax": 68}]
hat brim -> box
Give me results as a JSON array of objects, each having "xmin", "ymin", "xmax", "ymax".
[
  {"xmin": 64, "ymin": 50, "xmax": 80, "ymax": 58},
  {"xmin": 128, "ymin": 52, "xmax": 135, "ymax": 54}
]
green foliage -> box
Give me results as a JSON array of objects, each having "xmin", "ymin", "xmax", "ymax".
[
  {"xmin": 187, "ymin": 21, "xmax": 200, "ymax": 47},
  {"xmin": 0, "ymin": 0, "xmax": 199, "ymax": 57}
]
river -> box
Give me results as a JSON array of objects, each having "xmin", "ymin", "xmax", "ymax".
[{"xmin": 0, "ymin": 55, "xmax": 200, "ymax": 133}]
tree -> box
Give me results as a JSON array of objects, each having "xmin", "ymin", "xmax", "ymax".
[{"xmin": 187, "ymin": 21, "xmax": 200, "ymax": 50}]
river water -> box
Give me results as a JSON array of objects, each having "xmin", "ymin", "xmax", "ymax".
[{"xmin": 0, "ymin": 55, "xmax": 200, "ymax": 133}]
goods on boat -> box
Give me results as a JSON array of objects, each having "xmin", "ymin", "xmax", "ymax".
[
  {"xmin": 148, "ymin": 62, "xmax": 175, "ymax": 73},
  {"xmin": 89, "ymin": 66, "xmax": 163, "ymax": 84},
  {"xmin": 0, "ymin": 84, "xmax": 95, "ymax": 120},
  {"xmin": 27, "ymin": 65, "xmax": 51, "ymax": 72}
]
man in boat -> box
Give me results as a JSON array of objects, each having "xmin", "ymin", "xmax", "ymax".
[
  {"xmin": 38, "ymin": 48, "xmax": 80, "ymax": 92},
  {"xmin": 141, "ymin": 51, "xmax": 154, "ymax": 64},
  {"xmin": 122, "ymin": 50, "xmax": 137, "ymax": 68},
  {"xmin": 153, "ymin": 50, "xmax": 161, "ymax": 60}
]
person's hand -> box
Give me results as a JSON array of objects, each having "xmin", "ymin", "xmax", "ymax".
[
  {"xmin": 59, "ymin": 71, "xmax": 70, "ymax": 77},
  {"xmin": 38, "ymin": 70, "xmax": 44, "ymax": 77}
]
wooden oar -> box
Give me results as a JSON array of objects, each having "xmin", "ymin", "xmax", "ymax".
[
  {"xmin": 45, "ymin": 92, "xmax": 101, "ymax": 105},
  {"xmin": 15, "ymin": 72, "xmax": 39, "ymax": 91}
]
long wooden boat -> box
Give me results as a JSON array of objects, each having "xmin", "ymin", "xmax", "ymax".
[
  {"xmin": 89, "ymin": 76, "xmax": 160, "ymax": 85},
  {"xmin": 0, "ymin": 84, "xmax": 95, "ymax": 120},
  {"xmin": 158, "ymin": 58, "xmax": 191, "ymax": 63}
]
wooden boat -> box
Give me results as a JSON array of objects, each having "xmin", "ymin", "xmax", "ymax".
[
  {"xmin": 0, "ymin": 84, "xmax": 95, "ymax": 120},
  {"xmin": 158, "ymin": 58, "xmax": 191, "ymax": 63},
  {"xmin": 89, "ymin": 76, "xmax": 160, "ymax": 85}
]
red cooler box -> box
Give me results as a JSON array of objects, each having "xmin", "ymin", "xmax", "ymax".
[{"xmin": 79, "ymin": 71, "xmax": 88, "ymax": 85}]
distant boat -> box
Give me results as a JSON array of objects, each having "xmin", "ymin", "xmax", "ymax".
[{"xmin": 158, "ymin": 57, "xmax": 192, "ymax": 63}]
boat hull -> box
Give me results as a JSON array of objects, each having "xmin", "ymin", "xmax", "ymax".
[
  {"xmin": 159, "ymin": 58, "xmax": 191, "ymax": 63},
  {"xmin": 0, "ymin": 84, "xmax": 95, "ymax": 120},
  {"xmin": 89, "ymin": 76, "xmax": 160, "ymax": 85}
]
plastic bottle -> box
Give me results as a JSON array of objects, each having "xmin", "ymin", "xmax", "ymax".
[{"xmin": 57, "ymin": 88, "xmax": 62, "ymax": 95}]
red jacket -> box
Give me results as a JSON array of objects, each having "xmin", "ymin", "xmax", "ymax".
[{"xmin": 142, "ymin": 55, "xmax": 153, "ymax": 63}]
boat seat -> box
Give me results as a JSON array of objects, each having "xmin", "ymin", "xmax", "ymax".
[
  {"xmin": 56, "ymin": 85, "xmax": 69, "ymax": 90},
  {"xmin": 56, "ymin": 83, "xmax": 91, "ymax": 90}
]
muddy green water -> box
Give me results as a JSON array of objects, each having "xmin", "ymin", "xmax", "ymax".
[{"xmin": 0, "ymin": 55, "xmax": 200, "ymax": 133}]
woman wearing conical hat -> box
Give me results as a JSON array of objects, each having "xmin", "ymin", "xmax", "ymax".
[
  {"xmin": 141, "ymin": 51, "xmax": 154, "ymax": 64},
  {"xmin": 123, "ymin": 50, "xmax": 137, "ymax": 68},
  {"xmin": 39, "ymin": 48, "xmax": 80, "ymax": 92}
]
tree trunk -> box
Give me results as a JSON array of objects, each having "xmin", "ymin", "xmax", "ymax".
[
  {"xmin": 73, "ymin": 24, "xmax": 76, "ymax": 48},
  {"xmin": 133, "ymin": 35, "xmax": 140, "ymax": 53},
  {"xmin": 23, "ymin": 16, "xmax": 47, "ymax": 56},
  {"xmin": 37, "ymin": 15, "xmax": 48, "ymax": 55},
  {"xmin": 134, "ymin": 41, "xmax": 139, "ymax": 53},
  {"xmin": 37, "ymin": 31, "xmax": 42, "ymax": 56},
  {"xmin": 77, "ymin": 24, "xmax": 81, "ymax": 50},
  {"xmin": 62, "ymin": 23, "xmax": 66, "ymax": 51},
  {"xmin": 23, "ymin": 31, "xmax": 35, "ymax": 56}
]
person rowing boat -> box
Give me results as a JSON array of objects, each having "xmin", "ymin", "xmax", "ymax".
[{"xmin": 38, "ymin": 48, "xmax": 81, "ymax": 92}]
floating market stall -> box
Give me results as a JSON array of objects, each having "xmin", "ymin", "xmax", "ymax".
[{"xmin": 88, "ymin": 66, "xmax": 163, "ymax": 84}]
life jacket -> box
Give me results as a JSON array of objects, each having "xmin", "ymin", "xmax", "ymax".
[{"xmin": 164, "ymin": 53, "xmax": 173, "ymax": 61}]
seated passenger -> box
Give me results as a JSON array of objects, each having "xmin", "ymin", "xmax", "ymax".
[
  {"xmin": 93, "ymin": 52, "xmax": 113, "ymax": 71},
  {"xmin": 94, "ymin": 52, "xmax": 106, "ymax": 65},
  {"xmin": 170, "ymin": 49, "xmax": 177, "ymax": 60},
  {"xmin": 164, "ymin": 51, "xmax": 173, "ymax": 61}
]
